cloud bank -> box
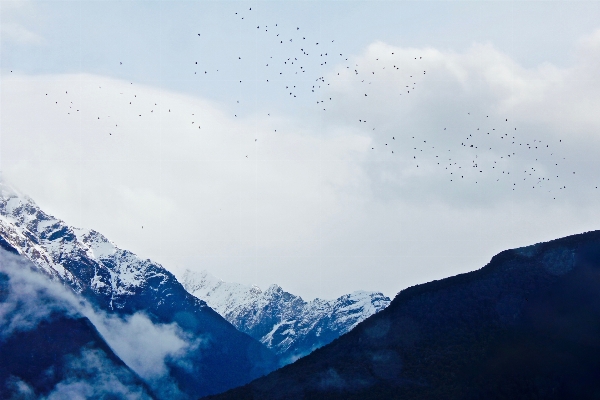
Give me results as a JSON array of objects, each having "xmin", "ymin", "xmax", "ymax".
[{"xmin": 2, "ymin": 30, "xmax": 600, "ymax": 299}]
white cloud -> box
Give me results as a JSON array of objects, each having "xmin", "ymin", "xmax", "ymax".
[
  {"xmin": 88, "ymin": 312, "xmax": 188, "ymax": 381},
  {"xmin": 0, "ymin": 254, "xmax": 80, "ymax": 338},
  {"xmin": 0, "ymin": 250, "xmax": 198, "ymax": 399},
  {"xmin": 2, "ymin": 29, "xmax": 600, "ymax": 299},
  {"xmin": 0, "ymin": 73, "xmax": 370, "ymax": 289}
]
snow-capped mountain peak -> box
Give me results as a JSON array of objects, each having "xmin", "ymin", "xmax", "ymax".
[
  {"xmin": 0, "ymin": 181, "xmax": 176, "ymax": 307},
  {"xmin": 0, "ymin": 180, "xmax": 280, "ymax": 397},
  {"xmin": 181, "ymin": 269, "xmax": 391, "ymax": 362}
]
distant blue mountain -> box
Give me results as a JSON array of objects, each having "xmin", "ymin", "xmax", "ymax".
[
  {"xmin": 0, "ymin": 182, "xmax": 279, "ymax": 399},
  {"xmin": 204, "ymin": 230, "xmax": 600, "ymax": 399}
]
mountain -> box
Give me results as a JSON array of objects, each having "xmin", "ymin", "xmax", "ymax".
[
  {"xmin": 181, "ymin": 270, "xmax": 390, "ymax": 363},
  {"xmin": 0, "ymin": 182, "xmax": 279, "ymax": 399},
  {"xmin": 204, "ymin": 230, "xmax": 600, "ymax": 400},
  {"xmin": 0, "ymin": 250, "xmax": 155, "ymax": 399}
]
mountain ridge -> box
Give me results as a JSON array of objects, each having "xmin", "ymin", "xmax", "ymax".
[
  {"xmin": 203, "ymin": 229, "xmax": 600, "ymax": 399},
  {"xmin": 0, "ymin": 181, "xmax": 278, "ymax": 399},
  {"xmin": 182, "ymin": 269, "xmax": 390, "ymax": 362}
]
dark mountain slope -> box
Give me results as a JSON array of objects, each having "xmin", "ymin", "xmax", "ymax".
[
  {"xmin": 0, "ymin": 263, "xmax": 155, "ymax": 399},
  {"xmin": 0, "ymin": 313, "xmax": 156, "ymax": 399},
  {"xmin": 204, "ymin": 230, "xmax": 600, "ymax": 400}
]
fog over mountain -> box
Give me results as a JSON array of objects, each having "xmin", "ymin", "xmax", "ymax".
[{"xmin": 0, "ymin": 250, "xmax": 155, "ymax": 399}]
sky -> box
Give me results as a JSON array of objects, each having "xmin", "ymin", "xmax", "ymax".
[{"xmin": 2, "ymin": 0, "xmax": 600, "ymax": 300}]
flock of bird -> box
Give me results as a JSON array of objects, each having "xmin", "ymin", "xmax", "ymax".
[
  {"xmin": 406, "ymin": 117, "xmax": 572, "ymax": 197},
  {"xmin": 43, "ymin": 6, "xmax": 587, "ymax": 201}
]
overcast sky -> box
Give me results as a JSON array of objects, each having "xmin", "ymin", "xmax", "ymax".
[{"xmin": 2, "ymin": 0, "xmax": 600, "ymax": 300}]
